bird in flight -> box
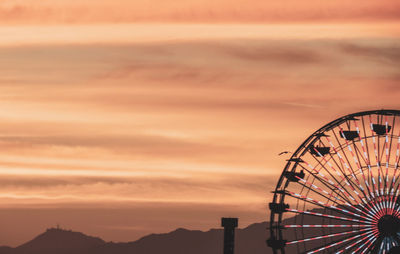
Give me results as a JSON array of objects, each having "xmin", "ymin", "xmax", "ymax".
[{"xmin": 278, "ymin": 151, "xmax": 291, "ymax": 156}]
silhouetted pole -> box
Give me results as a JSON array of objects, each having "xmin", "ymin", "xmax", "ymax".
[{"xmin": 221, "ymin": 218, "xmax": 238, "ymax": 254}]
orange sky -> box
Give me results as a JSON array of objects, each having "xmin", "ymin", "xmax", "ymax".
[
  {"xmin": 0, "ymin": 0, "xmax": 400, "ymax": 247},
  {"xmin": 0, "ymin": 0, "xmax": 400, "ymax": 23}
]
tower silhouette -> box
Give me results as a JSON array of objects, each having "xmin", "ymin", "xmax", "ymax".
[{"xmin": 221, "ymin": 218, "xmax": 238, "ymax": 254}]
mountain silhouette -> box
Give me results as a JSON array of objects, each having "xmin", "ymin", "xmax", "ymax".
[
  {"xmin": 8, "ymin": 228, "xmax": 105, "ymax": 254},
  {"xmin": 0, "ymin": 208, "xmax": 350, "ymax": 254},
  {"xmin": 0, "ymin": 247, "xmax": 12, "ymax": 254},
  {"xmin": 0, "ymin": 208, "xmax": 358, "ymax": 254},
  {"xmin": 0, "ymin": 222, "xmax": 269, "ymax": 254}
]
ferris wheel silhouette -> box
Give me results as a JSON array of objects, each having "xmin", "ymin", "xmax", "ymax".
[{"xmin": 268, "ymin": 110, "xmax": 400, "ymax": 253}]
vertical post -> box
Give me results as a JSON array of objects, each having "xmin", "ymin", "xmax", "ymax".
[{"xmin": 221, "ymin": 217, "xmax": 238, "ymax": 254}]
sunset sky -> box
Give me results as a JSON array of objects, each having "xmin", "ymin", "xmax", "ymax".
[{"xmin": 0, "ymin": 0, "xmax": 399, "ymax": 247}]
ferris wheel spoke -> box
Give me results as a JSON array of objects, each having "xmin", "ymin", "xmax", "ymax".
[
  {"xmin": 335, "ymin": 126, "xmax": 367, "ymax": 190},
  {"xmin": 305, "ymin": 230, "xmax": 372, "ymax": 254},
  {"xmin": 393, "ymin": 193, "xmax": 400, "ymax": 217},
  {"xmin": 391, "ymin": 194, "xmax": 399, "ymax": 215},
  {"xmin": 377, "ymin": 116, "xmax": 384, "ymax": 170},
  {"xmin": 298, "ymin": 174, "xmax": 373, "ymax": 219},
  {"xmin": 294, "ymin": 176, "xmax": 371, "ymax": 217},
  {"xmin": 285, "ymin": 224, "xmax": 371, "ymax": 228},
  {"xmin": 297, "ymin": 163, "xmax": 354, "ymax": 204},
  {"xmin": 289, "ymin": 171, "xmax": 371, "ymax": 217},
  {"xmin": 390, "ymin": 171, "xmax": 400, "ymax": 203},
  {"xmin": 369, "ymin": 115, "xmax": 386, "ymax": 196},
  {"xmin": 387, "ymin": 115, "xmax": 395, "ymax": 167},
  {"xmin": 360, "ymin": 196, "xmax": 387, "ymax": 220},
  {"xmin": 361, "ymin": 116, "xmax": 373, "ymax": 164},
  {"xmin": 336, "ymin": 228, "xmax": 379, "ymax": 253},
  {"xmin": 355, "ymin": 232, "xmax": 380, "ymax": 253},
  {"xmin": 371, "ymin": 236, "xmax": 385, "ymax": 254},
  {"xmin": 294, "ymin": 177, "xmax": 347, "ymax": 208},
  {"xmin": 305, "ymin": 156, "xmax": 361, "ymax": 205},
  {"xmin": 387, "ymin": 116, "xmax": 397, "ymax": 163},
  {"xmin": 331, "ymin": 129, "xmax": 372, "ymax": 202},
  {"xmin": 285, "ymin": 190, "xmax": 373, "ymax": 222},
  {"xmin": 350, "ymin": 143, "xmax": 377, "ymax": 202},
  {"xmin": 326, "ymin": 133, "xmax": 371, "ymax": 203},
  {"xmin": 393, "ymin": 161, "xmax": 400, "ymax": 198},
  {"xmin": 390, "ymin": 191, "xmax": 400, "ymax": 216},
  {"xmin": 353, "ymin": 139, "xmax": 370, "ymax": 168},
  {"xmin": 371, "ymin": 196, "xmax": 399, "ymax": 218},
  {"xmin": 357, "ymin": 230, "xmax": 379, "ymax": 253},
  {"xmin": 388, "ymin": 133, "xmax": 400, "ymax": 196},
  {"xmin": 314, "ymin": 141, "xmax": 367, "ymax": 202},
  {"xmin": 286, "ymin": 208, "xmax": 370, "ymax": 223},
  {"xmin": 355, "ymin": 119, "xmax": 380, "ymax": 198},
  {"xmin": 362, "ymin": 195, "xmax": 400, "ymax": 221},
  {"xmin": 286, "ymin": 228, "xmax": 371, "ymax": 245},
  {"xmin": 339, "ymin": 131, "xmax": 374, "ymax": 201},
  {"xmin": 381, "ymin": 115, "xmax": 391, "ymax": 195},
  {"xmin": 301, "ymin": 159, "xmax": 362, "ymax": 205},
  {"xmin": 360, "ymin": 116, "xmax": 380, "ymax": 195},
  {"xmin": 379, "ymin": 116, "xmax": 389, "ymax": 167}
]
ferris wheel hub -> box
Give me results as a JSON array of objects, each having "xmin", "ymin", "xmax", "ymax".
[{"xmin": 378, "ymin": 215, "xmax": 400, "ymax": 237}]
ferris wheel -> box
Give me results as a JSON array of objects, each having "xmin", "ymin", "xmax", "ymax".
[{"xmin": 268, "ymin": 110, "xmax": 400, "ymax": 254}]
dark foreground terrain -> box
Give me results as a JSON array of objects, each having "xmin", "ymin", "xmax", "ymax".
[{"xmin": 0, "ymin": 222, "xmax": 269, "ymax": 254}]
